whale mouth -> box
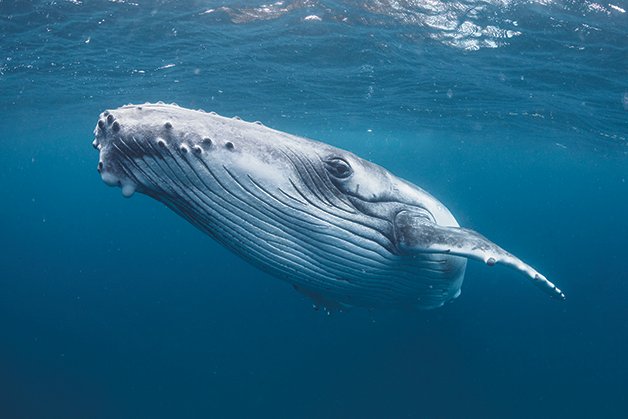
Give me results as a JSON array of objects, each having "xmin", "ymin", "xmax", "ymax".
[
  {"xmin": 92, "ymin": 109, "xmax": 141, "ymax": 198},
  {"xmin": 92, "ymin": 103, "xmax": 212, "ymax": 199}
]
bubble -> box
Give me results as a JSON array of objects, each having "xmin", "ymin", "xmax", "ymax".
[{"xmin": 121, "ymin": 183, "xmax": 136, "ymax": 198}]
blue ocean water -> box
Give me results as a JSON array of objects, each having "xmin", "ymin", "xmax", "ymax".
[{"xmin": 1, "ymin": 0, "xmax": 627, "ymax": 417}]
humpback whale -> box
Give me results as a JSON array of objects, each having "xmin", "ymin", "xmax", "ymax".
[{"xmin": 93, "ymin": 103, "xmax": 564, "ymax": 310}]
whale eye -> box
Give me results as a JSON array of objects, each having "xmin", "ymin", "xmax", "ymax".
[{"xmin": 324, "ymin": 157, "xmax": 352, "ymax": 179}]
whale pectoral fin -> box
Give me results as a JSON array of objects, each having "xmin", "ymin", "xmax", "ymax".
[{"xmin": 394, "ymin": 210, "xmax": 565, "ymax": 300}]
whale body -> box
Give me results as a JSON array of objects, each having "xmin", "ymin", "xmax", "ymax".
[{"xmin": 93, "ymin": 103, "xmax": 564, "ymax": 310}]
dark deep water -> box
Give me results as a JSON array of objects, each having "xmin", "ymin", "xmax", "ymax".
[{"xmin": 1, "ymin": 1, "xmax": 627, "ymax": 418}]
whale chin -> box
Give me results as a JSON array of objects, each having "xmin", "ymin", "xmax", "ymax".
[{"xmin": 92, "ymin": 105, "xmax": 202, "ymax": 200}]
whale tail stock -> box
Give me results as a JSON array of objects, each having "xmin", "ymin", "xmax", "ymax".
[{"xmin": 394, "ymin": 210, "xmax": 565, "ymax": 300}]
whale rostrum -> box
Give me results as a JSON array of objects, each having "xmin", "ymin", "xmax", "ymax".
[{"xmin": 93, "ymin": 103, "xmax": 565, "ymax": 310}]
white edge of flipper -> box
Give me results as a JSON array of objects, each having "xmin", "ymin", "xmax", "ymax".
[{"xmin": 395, "ymin": 211, "xmax": 566, "ymax": 300}]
